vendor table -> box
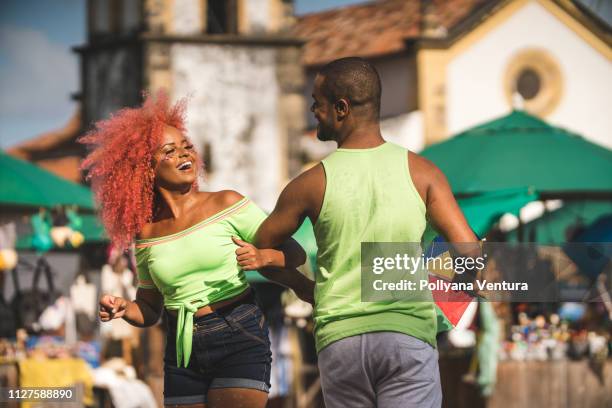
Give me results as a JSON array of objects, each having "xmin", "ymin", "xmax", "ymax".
[{"xmin": 440, "ymin": 356, "xmax": 612, "ymax": 408}]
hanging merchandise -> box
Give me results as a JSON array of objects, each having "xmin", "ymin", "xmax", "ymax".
[
  {"xmin": 31, "ymin": 209, "xmax": 53, "ymax": 253},
  {"xmin": 69, "ymin": 231, "xmax": 85, "ymax": 248},
  {"xmin": 50, "ymin": 206, "xmax": 86, "ymax": 249},
  {"xmin": 12, "ymin": 257, "xmax": 61, "ymax": 333},
  {"xmin": 0, "ymin": 222, "xmax": 18, "ymax": 270},
  {"xmin": 0, "ymin": 287, "xmax": 17, "ymax": 338},
  {"xmin": 70, "ymin": 274, "xmax": 97, "ymax": 320},
  {"xmin": 0, "ymin": 222, "xmax": 16, "ymax": 248},
  {"xmin": 50, "ymin": 206, "xmax": 73, "ymax": 248},
  {"xmin": 0, "ymin": 222, "xmax": 17, "ymax": 337},
  {"xmin": 0, "ymin": 249, "xmax": 17, "ymax": 270},
  {"xmin": 100, "ymin": 254, "xmax": 136, "ymax": 340},
  {"xmin": 66, "ymin": 206, "xmax": 83, "ymax": 230},
  {"xmin": 65, "ymin": 206, "xmax": 85, "ymax": 248}
]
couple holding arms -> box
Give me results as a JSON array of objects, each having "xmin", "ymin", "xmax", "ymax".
[{"xmin": 88, "ymin": 57, "xmax": 477, "ymax": 408}]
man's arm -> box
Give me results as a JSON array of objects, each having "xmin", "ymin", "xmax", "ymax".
[
  {"xmin": 253, "ymin": 164, "xmax": 325, "ymax": 303},
  {"xmin": 255, "ymin": 164, "xmax": 325, "ymax": 248},
  {"xmin": 410, "ymin": 151, "xmax": 483, "ymax": 283},
  {"xmin": 409, "ymin": 152, "xmax": 477, "ymax": 244}
]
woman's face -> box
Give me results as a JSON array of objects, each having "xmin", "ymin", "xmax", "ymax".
[{"xmin": 153, "ymin": 125, "xmax": 197, "ymax": 189}]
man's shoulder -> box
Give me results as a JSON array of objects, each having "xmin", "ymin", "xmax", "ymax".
[
  {"xmin": 291, "ymin": 162, "xmax": 326, "ymax": 188},
  {"xmin": 407, "ymin": 151, "xmax": 449, "ymax": 206},
  {"xmin": 408, "ymin": 151, "xmax": 445, "ymax": 179},
  {"xmin": 279, "ymin": 163, "xmax": 326, "ymax": 216}
]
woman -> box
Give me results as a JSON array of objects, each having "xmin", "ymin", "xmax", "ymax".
[{"xmin": 81, "ymin": 93, "xmax": 312, "ymax": 408}]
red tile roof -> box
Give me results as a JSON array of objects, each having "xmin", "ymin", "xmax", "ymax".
[
  {"xmin": 294, "ymin": 0, "xmax": 491, "ymax": 66},
  {"xmin": 7, "ymin": 108, "xmax": 84, "ymax": 183},
  {"xmin": 35, "ymin": 156, "xmax": 84, "ymax": 183},
  {"xmin": 8, "ymin": 108, "xmax": 81, "ymax": 158}
]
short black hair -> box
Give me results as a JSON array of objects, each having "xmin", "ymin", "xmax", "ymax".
[{"xmin": 318, "ymin": 57, "xmax": 382, "ymax": 119}]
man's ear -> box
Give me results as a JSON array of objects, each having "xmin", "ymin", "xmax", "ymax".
[{"xmin": 334, "ymin": 99, "xmax": 349, "ymax": 119}]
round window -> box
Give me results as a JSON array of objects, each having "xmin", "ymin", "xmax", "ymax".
[
  {"xmin": 504, "ymin": 49, "xmax": 563, "ymax": 116},
  {"xmin": 516, "ymin": 68, "xmax": 541, "ymax": 100}
]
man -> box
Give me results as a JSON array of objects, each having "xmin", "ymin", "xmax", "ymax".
[{"xmin": 255, "ymin": 57, "xmax": 478, "ymax": 407}]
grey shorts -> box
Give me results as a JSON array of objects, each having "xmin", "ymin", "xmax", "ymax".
[{"xmin": 318, "ymin": 332, "xmax": 442, "ymax": 408}]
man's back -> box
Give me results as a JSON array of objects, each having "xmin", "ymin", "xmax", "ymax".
[
  {"xmin": 253, "ymin": 57, "xmax": 476, "ymax": 407},
  {"xmin": 313, "ymin": 142, "xmax": 437, "ymax": 353}
]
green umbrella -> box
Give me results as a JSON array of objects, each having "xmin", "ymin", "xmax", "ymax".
[
  {"xmin": 421, "ymin": 111, "xmax": 612, "ymax": 197},
  {"xmin": 506, "ymin": 200, "xmax": 612, "ymax": 244},
  {"xmin": 458, "ymin": 187, "xmax": 537, "ymax": 237},
  {"xmin": 420, "ymin": 187, "xmax": 538, "ymax": 243},
  {"xmin": 0, "ymin": 150, "xmax": 95, "ymax": 209}
]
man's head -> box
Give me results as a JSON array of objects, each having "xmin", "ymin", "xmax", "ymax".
[{"xmin": 311, "ymin": 57, "xmax": 382, "ymax": 142}]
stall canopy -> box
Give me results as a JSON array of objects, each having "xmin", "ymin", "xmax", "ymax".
[
  {"xmin": 456, "ymin": 187, "xmax": 537, "ymax": 238},
  {"xmin": 0, "ymin": 150, "xmax": 95, "ymax": 210},
  {"xmin": 506, "ymin": 201, "xmax": 612, "ymax": 244},
  {"xmin": 1, "ymin": 150, "xmax": 106, "ymax": 249},
  {"xmin": 420, "ymin": 110, "xmax": 612, "ymax": 198}
]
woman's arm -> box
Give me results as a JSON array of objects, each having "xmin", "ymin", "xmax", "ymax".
[
  {"xmin": 99, "ymin": 287, "xmax": 163, "ymax": 328},
  {"xmin": 232, "ymin": 236, "xmax": 306, "ymax": 269},
  {"xmin": 232, "ymin": 236, "xmax": 314, "ymax": 304}
]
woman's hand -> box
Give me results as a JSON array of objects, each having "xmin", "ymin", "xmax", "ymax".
[
  {"xmin": 99, "ymin": 294, "xmax": 129, "ymax": 321},
  {"xmin": 233, "ymin": 236, "xmax": 271, "ymax": 270}
]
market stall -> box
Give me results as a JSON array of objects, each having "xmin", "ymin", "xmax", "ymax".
[
  {"xmin": 419, "ymin": 111, "xmax": 612, "ymax": 405},
  {"xmin": 0, "ymin": 151, "xmax": 157, "ymax": 407}
]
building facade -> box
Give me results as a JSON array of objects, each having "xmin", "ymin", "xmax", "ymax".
[{"xmin": 294, "ymin": 0, "xmax": 612, "ymax": 161}]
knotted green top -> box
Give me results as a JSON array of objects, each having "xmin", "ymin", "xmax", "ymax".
[{"xmin": 135, "ymin": 197, "xmax": 266, "ymax": 367}]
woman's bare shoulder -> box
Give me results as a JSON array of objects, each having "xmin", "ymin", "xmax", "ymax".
[
  {"xmin": 206, "ymin": 190, "xmax": 245, "ymax": 209},
  {"xmin": 137, "ymin": 222, "xmax": 155, "ymax": 240}
]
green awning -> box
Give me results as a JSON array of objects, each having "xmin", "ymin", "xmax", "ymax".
[
  {"xmin": 421, "ymin": 111, "xmax": 612, "ymax": 196},
  {"xmin": 0, "ymin": 150, "xmax": 95, "ymax": 209}
]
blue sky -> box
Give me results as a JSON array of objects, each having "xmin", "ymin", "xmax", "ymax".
[
  {"xmin": 0, "ymin": 0, "xmax": 365, "ymax": 149},
  {"xmin": 0, "ymin": 0, "xmax": 85, "ymax": 148}
]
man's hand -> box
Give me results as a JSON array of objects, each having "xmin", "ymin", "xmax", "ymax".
[
  {"xmin": 233, "ymin": 236, "xmax": 270, "ymax": 270},
  {"xmin": 99, "ymin": 294, "xmax": 129, "ymax": 321}
]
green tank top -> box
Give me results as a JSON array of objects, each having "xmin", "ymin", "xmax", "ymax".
[
  {"xmin": 313, "ymin": 142, "xmax": 437, "ymax": 352},
  {"xmin": 135, "ymin": 197, "xmax": 267, "ymax": 367}
]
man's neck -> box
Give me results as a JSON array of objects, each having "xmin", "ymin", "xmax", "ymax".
[{"xmin": 337, "ymin": 122, "xmax": 384, "ymax": 149}]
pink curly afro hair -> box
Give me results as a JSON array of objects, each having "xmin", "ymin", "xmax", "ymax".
[{"xmin": 80, "ymin": 92, "xmax": 196, "ymax": 250}]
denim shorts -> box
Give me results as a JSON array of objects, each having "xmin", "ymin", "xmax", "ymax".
[{"xmin": 163, "ymin": 291, "xmax": 272, "ymax": 405}]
